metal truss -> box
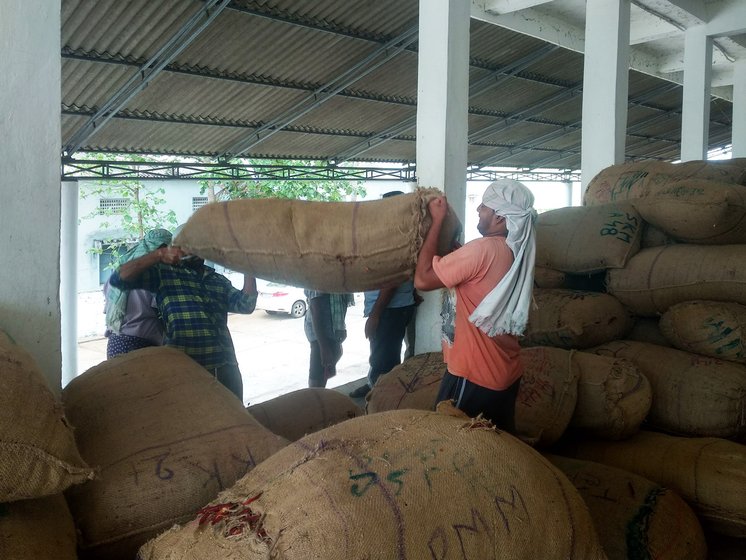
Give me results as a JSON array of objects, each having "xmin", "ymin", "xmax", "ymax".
[{"xmin": 61, "ymin": 159, "xmax": 578, "ymax": 183}]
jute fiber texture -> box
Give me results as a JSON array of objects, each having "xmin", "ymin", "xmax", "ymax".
[
  {"xmin": 583, "ymin": 159, "xmax": 746, "ymax": 206},
  {"xmin": 606, "ymin": 244, "xmax": 746, "ymax": 316},
  {"xmin": 660, "ymin": 301, "xmax": 746, "ymax": 364},
  {"xmin": 366, "ymin": 352, "xmax": 446, "ymax": 414},
  {"xmin": 590, "ymin": 340, "xmax": 746, "ymax": 439},
  {"xmin": 559, "ymin": 431, "xmax": 746, "ymax": 538},
  {"xmin": 515, "ymin": 346, "xmax": 579, "ymax": 447},
  {"xmin": 533, "ymin": 266, "xmax": 568, "ymax": 289},
  {"xmin": 630, "ymin": 180, "xmax": 746, "ymax": 245},
  {"xmin": 247, "ymin": 388, "xmax": 363, "ymax": 442},
  {"xmin": 535, "ymin": 203, "xmax": 642, "ymax": 274},
  {"xmin": 173, "ymin": 189, "xmax": 461, "ymax": 293},
  {"xmin": 62, "ymin": 347, "xmax": 289, "ymax": 560},
  {"xmin": 545, "ymin": 454, "xmax": 707, "ymax": 560},
  {"xmin": 0, "ymin": 329, "xmax": 92, "ymax": 502},
  {"xmin": 521, "ymin": 289, "xmax": 633, "ymax": 349},
  {"xmin": 626, "ymin": 317, "xmax": 672, "ymax": 347},
  {"xmin": 569, "ymin": 352, "xmax": 651, "ymax": 440},
  {"xmin": 0, "ymin": 494, "xmax": 78, "ymax": 560},
  {"xmin": 138, "ymin": 408, "xmax": 607, "ymax": 560}
]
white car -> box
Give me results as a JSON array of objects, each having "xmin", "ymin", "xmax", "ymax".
[{"xmin": 256, "ymin": 281, "xmax": 307, "ymax": 318}]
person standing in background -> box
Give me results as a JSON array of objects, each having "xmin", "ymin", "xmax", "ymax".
[
  {"xmin": 103, "ymin": 228, "xmax": 172, "ymax": 358},
  {"xmin": 305, "ymin": 290, "xmax": 354, "ymax": 388},
  {"xmin": 109, "ymin": 227, "xmax": 258, "ymax": 401},
  {"xmin": 414, "ymin": 180, "xmax": 537, "ymax": 432}
]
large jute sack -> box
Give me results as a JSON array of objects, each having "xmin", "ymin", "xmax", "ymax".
[
  {"xmin": 591, "ymin": 340, "xmax": 746, "ymax": 439},
  {"xmin": 521, "ymin": 289, "xmax": 633, "ymax": 349},
  {"xmin": 631, "ymin": 180, "xmax": 746, "ymax": 244},
  {"xmin": 536, "ymin": 203, "xmax": 642, "ymax": 273},
  {"xmin": 0, "ymin": 494, "xmax": 77, "ymax": 560},
  {"xmin": 0, "ymin": 329, "xmax": 92, "ymax": 502},
  {"xmin": 139, "ymin": 408, "xmax": 607, "ymax": 560},
  {"xmin": 62, "ymin": 347, "xmax": 288, "ymax": 560},
  {"xmin": 606, "ymin": 245, "xmax": 746, "ymax": 316},
  {"xmin": 660, "ymin": 300, "xmax": 746, "ymax": 363},
  {"xmin": 246, "ymin": 388, "xmax": 363, "ymax": 441},
  {"xmin": 545, "ymin": 454, "xmax": 707, "ymax": 560},
  {"xmin": 558, "ymin": 431, "xmax": 746, "ymax": 537},
  {"xmin": 584, "ymin": 160, "xmax": 746, "ymax": 206},
  {"xmin": 570, "ymin": 352, "xmax": 651, "ymax": 440},
  {"xmin": 534, "ymin": 265, "xmax": 568, "ymax": 288},
  {"xmin": 515, "ymin": 347, "xmax": 579, "ymax": 447},
  {"xmin": 639, "ymin": 222, "xmax": 678, "ymax": 248},
  {"xmin": 173, "ymin": 189, "xmax": 461, "ymax": 292},
  {"xmin": 366, "ymin": 352, "xmax": 446, "ymax": 414}
]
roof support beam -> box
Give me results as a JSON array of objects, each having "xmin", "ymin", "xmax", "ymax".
[
  {"xmin": 680, "ymin": 25, "xmax": 713, "ymax": 161},
  {"xmin": 734, "ymin": 60, "xmax": 746, "ymax": 157},
  {"xmin": 220, "ymin": 24, "xmax": 419, "ymax": 159},
  {"xmin": 62, "ymin": 0, "xmax": 231, "ymax": 157},
  {"xmin": 479, "ymin": 0, "xmax": 554, "ymax": 15}
]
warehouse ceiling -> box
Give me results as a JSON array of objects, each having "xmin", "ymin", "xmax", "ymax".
[{"xmin": 61, "ymin": 0, "xmax": 744, "ymax": 172}]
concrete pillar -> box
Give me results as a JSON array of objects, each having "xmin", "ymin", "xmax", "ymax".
[
  {"xmin": 680, "ymin": 25, "xmax": 712, "ymax": 162},
  {"xmin": 580, "ymin": 0, "xmax": 630, "ymax": 189},
  {"xmin": 414, "ymin": 0, "xmax": 470, "ymax": 353},
  {"xmin": 733, "ymin": 59, "xmax": 746, "ymax": 158},
  {"xmin": 61, "ymin": 181, "xmax": 79, "ymax": 386},
  {"xmin": 0, "ymin": 1, "xmax": 62, "ymax": 389}
]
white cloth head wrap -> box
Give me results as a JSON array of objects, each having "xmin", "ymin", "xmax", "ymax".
[{"xmin": 469, "ymin": 179, "xmax": 537, "ymax": 336}]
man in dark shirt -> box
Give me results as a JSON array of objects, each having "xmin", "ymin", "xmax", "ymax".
[{"xmin": 109, "ymin": 243, "xmax": 257, "ymax": 401}]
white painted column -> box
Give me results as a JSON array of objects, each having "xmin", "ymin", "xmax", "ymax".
[
  {"xmin": 680, "ymin": 25, "xmax": 713, "ymax": 162},
  {"xmin": 733, "ymin": 59, "xmax": 746, "ymax": 158},
  {"xmin": 0, "ymin": 1, "xmax": 62, "ymax": 389},
  {"xmin": 414, "ymin": 0, "xmax": 470, "ymax": 353},
  {"xmin": 61, "ymin": 181, "xmax": 79, "ymax": 385},
  {"xmin": 580, "ymin": 0, "xmax": 630, "ymax": 189}
]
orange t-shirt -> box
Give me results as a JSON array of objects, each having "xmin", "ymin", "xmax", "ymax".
[{"xmin": 432, "ymin": 236, "xmax": 522, "ymax": 390}]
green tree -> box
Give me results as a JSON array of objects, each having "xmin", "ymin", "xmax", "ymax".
[
  {"xmin": 79, "ymin": 153, "xmax": 178, "ymax": 264},
  {"xmin": 199, "ymin": 158, "xmax": 366, "ymax": 202}
]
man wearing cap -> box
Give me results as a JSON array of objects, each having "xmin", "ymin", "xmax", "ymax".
[
  {"xmin": 109, "ymin": 226, "xmax": 258, "ymax": 402},
  {"xmin": 414, "ymin": 180, "xmax": 537, "ymax": 432}
]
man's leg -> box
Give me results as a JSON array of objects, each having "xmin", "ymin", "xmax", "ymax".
[
  {"xmin": 367, "ymin": 305, "xmax": 414, "ymax": 388},
  {"xmin": 308, "ymin": 340, "xmax": 326, "ymax": 388},
  {"xmin": 214, "ymin": 363, "xmax": 244, "ymax": 402}
]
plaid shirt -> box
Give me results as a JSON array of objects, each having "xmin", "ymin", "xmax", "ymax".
[{"xmin": 110, "ymin": 265, "xmax": 256, "ymax": 369}]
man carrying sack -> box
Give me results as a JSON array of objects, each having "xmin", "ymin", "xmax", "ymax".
[{"xmin": 414, "ymin": 180, "xmax": 537, "ymax": 432}]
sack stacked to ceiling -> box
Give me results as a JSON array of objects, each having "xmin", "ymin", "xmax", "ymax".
[
  {"xmin": 173, "ymin": 188, "xmax": 462, "ymax": 293},
  {"xmin": 138, "ymin": 408, "xmax": 607, "ymax": 560},
  {"xmin": 62, "ymin": 347, "xmax": 288, "ymax": 560}
]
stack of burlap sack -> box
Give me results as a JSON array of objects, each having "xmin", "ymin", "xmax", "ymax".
[{"xmin": 366, "ymin": 158, "xmax": 746, "ymax": 559}]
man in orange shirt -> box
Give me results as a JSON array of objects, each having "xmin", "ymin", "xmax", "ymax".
[{"xmin": 414, "ymin": 180, "xmax": 537, "ymax": 432}]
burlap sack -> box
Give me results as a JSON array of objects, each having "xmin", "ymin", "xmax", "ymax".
[
  {"xmin": 569, "ymin": 352, "xmax": 651, "ymax": 440},
  {"xmin": 62, "ymin": 347, "xmax": 289, "ymax": 560},
  {"xmin": 559, "ymin": 431, "xmax": 746, "ymax": 537},
  {"xmin": 606, "ymin": 245, "xmax": 746, "ymax": 316},
  {"xmin": 534, "ymin": 266, "xmax": 568, "ymax": 288},
  {"xmin": 584, "ymin": 160, "xmax": 746, "ymax": 206},
  {"xmin": 591, "ymin": 340, "xmax": 746, "ymax": 439},
  {"xmin": 366, "ymin": 352, "xmax": 446, "ymax": 414},
  {"xmin": 536, "ymin": 203, "xmax": 642, "ymax": 273},
  {"xmin": 631, "ymin": 180, "xmax": 746, "ymax": 244},
  {"xmin": 660, "ymin": 301, "xmax": 746, "ymax": 363},
  {"xmin": 247, "ymin": 388, "xmax": 363, "ymax": 441},
  {"xmin": 545, "ymin": 454, "xmax": 707, "ymax": 560},
  {"xmin": 626, "ymin": 317, "xmax": 671, "ymax": 347},
  {"xmin": 139, "ymin": 408, "xmax": 607, "ymax": 559},
  {"xmin": 522, "ymin": 289, "xmax": 633, "ymax": 349},
  {"xmin": 515, "ymin": 347, "xmax": 579, "ymax": 446},
  {"xmin": 0, "ymin": 494, "xmax": 77, "ymax": 560},
  {"xmin": 173, "ymin": 189, "xmax": 461, "ymax": 292},
  {"xmin": 0, "ymin": 329, "xmax": 92, "ymax": 502},
  {"xmin": 640, "ymin": 222, "xmax": 678, "ymax": 248}
]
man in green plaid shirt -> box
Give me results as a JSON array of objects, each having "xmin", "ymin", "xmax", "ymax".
[
  {"xmin": 304, "ymin": 290, "xmax": 354, "ymax": 388},
  {"xmin": 110, "ymin": 243, "xmax": 257, "ymax": 402}
]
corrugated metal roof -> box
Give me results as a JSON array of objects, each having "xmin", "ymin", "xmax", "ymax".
[{"xmin": 60, "ymin": 0, "xmax": 734, "ymax": 170}]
